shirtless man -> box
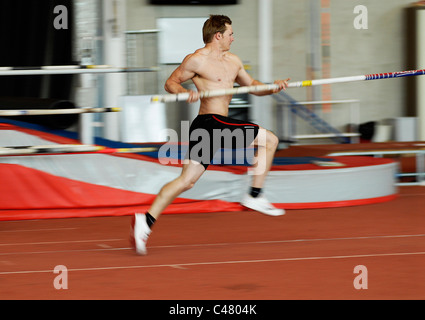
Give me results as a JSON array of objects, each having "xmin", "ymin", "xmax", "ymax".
[{"xmin": 131, "ymin": 15, "xmax": 290, "ymax": 255}]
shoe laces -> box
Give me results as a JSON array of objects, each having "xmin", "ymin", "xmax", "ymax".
[{"xmin": 256, "ymin": 195, "xmax": 275, "ymax": 209}]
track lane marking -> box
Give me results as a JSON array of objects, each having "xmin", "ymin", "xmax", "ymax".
[
  {"xmin": 1, "ymin": 251, "xmax": 425, "ymax": 276},
  {"xmin": 0, "ymin": 228, "xmax": 77, "ymax": 233},
  {"xmin": 1, "ymin": 234, "xmax": 425, "ymax": 254},
  {"xmin": 0, "ymin": 239, "xmax": 123, "ymax": 247}
]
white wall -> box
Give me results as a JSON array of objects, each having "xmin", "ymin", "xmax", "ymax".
[{"xmin": 125, "ymin": 0, "xmax": 415, "ymax": 133}]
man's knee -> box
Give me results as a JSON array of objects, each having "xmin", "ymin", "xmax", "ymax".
[
  {"xmin": 181, "ymin": 179, "xmax": 196, "ymax": 192},
  {"xmin": 266, "ymin": 130, "xmax": 279, "ymax": 150},
  {"xmin": 179, "ymin": 171, "xmax": 202, "ymax": 192}
]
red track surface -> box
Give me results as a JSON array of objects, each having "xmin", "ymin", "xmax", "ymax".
[{"xmin": 1, "ymin": 186, "xmax": 424, "ymax": 300}]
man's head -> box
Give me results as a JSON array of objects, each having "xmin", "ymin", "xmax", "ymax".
[{"xmin": 203, "ymin": 15, "xmax": 233, "ymax": 44}]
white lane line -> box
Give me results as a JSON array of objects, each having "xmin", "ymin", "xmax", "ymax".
[
  {"xmin": 1, "ymin": 234, "xmax": 425, "ymax": 254},
  {"xmin": 0, "ymin": 247, "xmax": 130, "ymax": 256},
  {"xmin": 0, "ymin": 239, "xmax": 123, "ymax": 247},
  {"xmin": 0, "ymin": 228, "xmax": 77, "ymax": 233},
  {"xmin": 1, "ymin": 251, "xmax": 425, "ymax": 276},
  {"xmin": 97, "ymin": 244, "xmax": 113, "ymax": 249},
  {"xmin": 149, "ymin": 233, "xmax": 425, "ymax": 249}
]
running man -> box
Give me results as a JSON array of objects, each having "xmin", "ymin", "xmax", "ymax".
[{"xmin": 131, "ymin": 15, "xmax": 290, "ymax": 255}]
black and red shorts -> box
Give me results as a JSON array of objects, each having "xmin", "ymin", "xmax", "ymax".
[{"xmin": 186, "ymin": 114, "xmax": 260, "ymax": 169}]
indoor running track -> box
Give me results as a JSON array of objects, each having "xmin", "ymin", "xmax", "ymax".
[{"xmin": 1, "ymin": 186, "xmax": 424, "ymax": 300}]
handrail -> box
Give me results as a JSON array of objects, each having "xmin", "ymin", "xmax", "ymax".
[{"xmin": 327, "ymin": 149, "xmax": 425, "ymax": 186}]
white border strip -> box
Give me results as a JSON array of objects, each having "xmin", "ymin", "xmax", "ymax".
[
  {"xmin": 0, "ymin": 66, "xmax": 158, "ymax": 76},
  {"xmin": 0, "ymin": 107, "xmax": 121, "ymax": 116}
]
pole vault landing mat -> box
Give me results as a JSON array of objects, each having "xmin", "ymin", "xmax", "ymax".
[{"xmin": 0, "ymin": 123, "xmax": 398, "ymax": 220}]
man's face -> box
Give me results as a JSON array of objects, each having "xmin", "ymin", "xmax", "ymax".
[{"xmin": 220, "ymin": 24, "xmax": 234, "ymax": 51}]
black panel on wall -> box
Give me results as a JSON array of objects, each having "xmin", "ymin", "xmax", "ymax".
[
  {"xmin": 404, "ymin": 6, "xmax": 421, "ymax": 117},
  {"xmin": 0, "ymin": 0, "xmax": 75, "ymax": 100},
  {"xmin": 150, "ymin": 0, "xmax": 238, "ymax": 5},
  {"xmin": 0, "ymin": 0, "xmax": 77, "ymax": 129}
]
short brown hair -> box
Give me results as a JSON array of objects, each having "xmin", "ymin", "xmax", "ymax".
[{"xmin": 202, "ymin": 15, "xmax": 232, "ymax": 44}]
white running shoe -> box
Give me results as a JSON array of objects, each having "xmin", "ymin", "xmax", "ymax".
[
  {"xmin": 130, "ymin": 213, "xmax": 152, "ymax": 255},
  {"xmin": 241, "ymin": 194, "xmax": 286, "ymax": 216}
]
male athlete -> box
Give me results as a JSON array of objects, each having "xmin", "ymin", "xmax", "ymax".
[{"xmin": 131, "ymin": 15, "xmax": 290, "ymax": 255}]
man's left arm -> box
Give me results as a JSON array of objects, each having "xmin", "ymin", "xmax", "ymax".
[{"xmin": 234, "ymin": 57, "xmax": 289, "ymax": 96}]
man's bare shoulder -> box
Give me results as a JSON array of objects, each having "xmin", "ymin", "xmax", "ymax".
[
  {"xmin": 181, "ymin": 48, "xmax": 208, "ymax": 69},
  {"xmin": 186, "ymin": 47, "xmax": 210, "ymax": 59},
  {"xmin": 225, "ymin": 51, "xmax": 243, "ymax": 64}
]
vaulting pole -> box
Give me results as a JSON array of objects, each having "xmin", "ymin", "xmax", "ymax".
[{"xmin": 151, "ymin": 69, "xmax": 425, "ymax": 103}]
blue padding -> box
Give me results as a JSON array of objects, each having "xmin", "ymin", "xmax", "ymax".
[{"xmin": 1, "ymin": 119, "xmax": 334, "ymax": 166}]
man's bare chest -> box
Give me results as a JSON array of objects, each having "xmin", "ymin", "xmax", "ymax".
[{"xmin": 196, "ymin": 59, "xmax": 239, "ymax": 84}]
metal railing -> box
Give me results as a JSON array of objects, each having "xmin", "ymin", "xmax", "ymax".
[
  {"xmin": 327, "ymin": 149, "xmax": 425, "ymax": 186},
  {"xmin": 275, "ymin": 91, "xmax": 361, "ymax": 144}
]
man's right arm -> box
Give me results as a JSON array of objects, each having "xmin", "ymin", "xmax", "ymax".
[{"xmin": 164, "ymin": 54, "xmax": 200, "ymax": 103}]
